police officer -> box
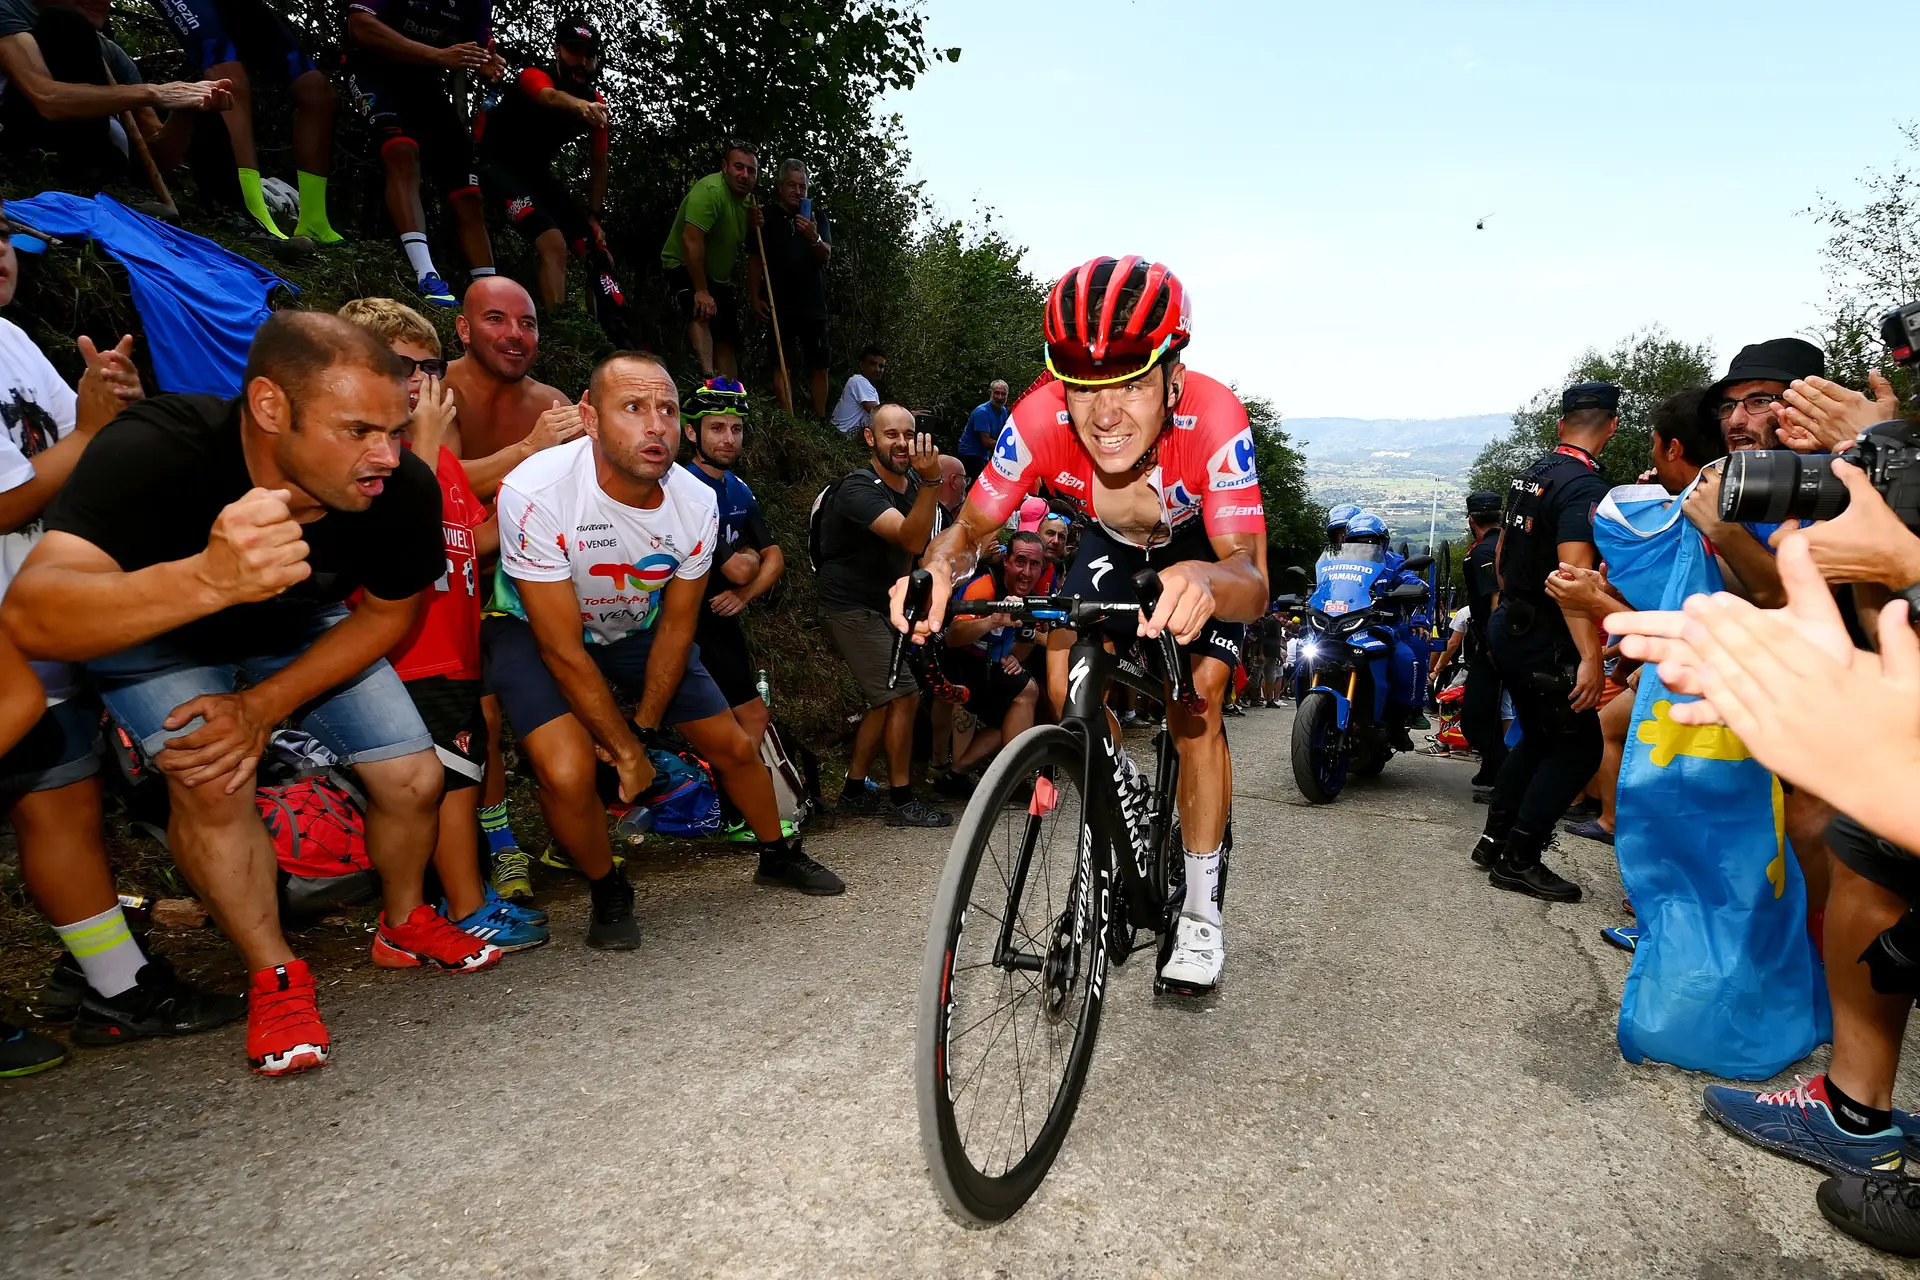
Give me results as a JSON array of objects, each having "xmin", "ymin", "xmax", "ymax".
[
  {"xmin": 1468, "ymin": 380, "xmax": 1617, "ymax": 902},
  {"xmin": 1460, "ymin": 491, "xmax": 1505, "ymax": 789}
]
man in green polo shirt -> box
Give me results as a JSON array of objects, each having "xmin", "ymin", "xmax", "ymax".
[{"xmin": 661, "ymin": 142, "xmax": 762, "ymax": 377}]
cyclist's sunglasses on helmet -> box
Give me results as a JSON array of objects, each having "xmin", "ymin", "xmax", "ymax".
[
  {"xmin": 398, "ymin": 355, "xmax": 449, "ymax": 379},
  {"xmin": 1044, "ymin": 336, "xmax": 1178, "ymax": 387}
]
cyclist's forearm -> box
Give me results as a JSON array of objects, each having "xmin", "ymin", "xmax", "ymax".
[
  {"xmin": 1200, "ymin": 556, "xmax": 1269, "ymax": 624},
  {"xmin": 920, "ymin": 518, "xmax": 983, "ymax": 583}
]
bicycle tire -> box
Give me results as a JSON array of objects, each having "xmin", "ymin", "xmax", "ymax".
[{"xmin": 916, "ymin": 724, "xmax": 1109, "ymax": 1223}]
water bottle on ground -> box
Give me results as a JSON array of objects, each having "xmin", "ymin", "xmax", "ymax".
[{"xmin": 756, "ymin": 669, "xmax": 771, "ymax": 706}]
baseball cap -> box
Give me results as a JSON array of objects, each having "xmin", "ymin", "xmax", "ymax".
[
  {"xmin": 1561, "ymin": 381, "xmax": 1621, "ymax": 415},
  {"xmin": 1703, "ymin": 338, "xmax": 1825, "ymax": 403},
  {"xmin": 1466, "ymin": 491, "xmax": 1501, "ymax": 517},
  {"xmin": 555, "ymin": 15, "xmax": 600, "ymax": 49}
]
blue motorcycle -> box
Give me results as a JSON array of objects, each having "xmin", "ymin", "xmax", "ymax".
[{"xmin": 1277, "ymin": 546, "xmax": 1432, "ymax": 803}]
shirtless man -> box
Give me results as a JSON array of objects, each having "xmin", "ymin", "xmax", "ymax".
[{"xmin": 441, "ymin": 275, "xmax": 581, "ymax": 899}]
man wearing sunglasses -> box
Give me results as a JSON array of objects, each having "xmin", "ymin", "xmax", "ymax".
[{"xmin": 894, "ymin": 255, "xmax": 1269, "ymax": 996}]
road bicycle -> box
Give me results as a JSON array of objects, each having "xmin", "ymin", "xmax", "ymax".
[{"xmin": 891, "ymin": 567, "xmax": 1216, "ymax": 1223}]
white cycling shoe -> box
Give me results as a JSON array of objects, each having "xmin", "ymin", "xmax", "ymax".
[{"xmin": 1157, "ymin": 914, "xmax": 1224, "ymax": 995}]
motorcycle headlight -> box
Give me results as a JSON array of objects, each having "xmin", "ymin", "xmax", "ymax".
[{"xmin": 1299, "ymin": 640, "xmax": 1320, "ymax": 659}]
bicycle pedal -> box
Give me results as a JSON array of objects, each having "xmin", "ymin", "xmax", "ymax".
[{"xmin": 1153, "ymin": 975, "xmax": 1220, "ymax": 998}]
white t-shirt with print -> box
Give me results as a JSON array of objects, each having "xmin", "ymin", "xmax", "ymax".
[
  {"xmin": 0, "ymin": 316, "xmax": 80, "ymax": 702},
  {"xmin": 1450, "ymin": 606, "xmax": 1470, "ymax": 635},
  {"xmin": 832, "ymin": 373, "xmax": 879, "ymax": 433},
  {"xmin": 496, "ymin": 438, "xmax": 718, "ymax": 645}
]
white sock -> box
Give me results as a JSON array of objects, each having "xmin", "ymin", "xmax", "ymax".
[
  {"xmin": 53, "ymin": 905, "xmax": 146, "ymax": 998},
  {"xmin": 469, "ymin": 266, "xmax": 497, "ymax": 281},
  {"xmin": 1182, "ymin": 847, "xmax": 1223, "ymax": 927},
  {"xmin": 399, "ymin": 232, "xmax": 436, "ymax": 281}
]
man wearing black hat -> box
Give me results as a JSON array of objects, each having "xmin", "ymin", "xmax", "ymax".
[
  {"xmin": 1461, "ymin": 489, "xmax": 1505, "ymax": 789},
  {"xmin": 1681, "ymin": 338, "xmax": 1827, "ymax": 610},
  {"xmin": 473, "ymin": 17, "xmax": 631, "ymax": 343},
  {"xmin": 1467, "ymin": 380, "xmax": 1618, "ymax": 902}
]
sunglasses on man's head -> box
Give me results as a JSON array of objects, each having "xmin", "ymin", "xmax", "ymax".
[{"xmin": 400, "ymin": 356, "xmax": 449, "ymax": 379}]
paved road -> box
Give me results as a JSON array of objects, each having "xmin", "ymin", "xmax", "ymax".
[{"xmin": 5, "ymin": 703, "xmax": 1919, "ymax": 1278}]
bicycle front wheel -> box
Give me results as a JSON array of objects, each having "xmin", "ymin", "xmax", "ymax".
[{"xmin": 915, "ymin": 725, "xmax": 1110, "ymax": 1223}]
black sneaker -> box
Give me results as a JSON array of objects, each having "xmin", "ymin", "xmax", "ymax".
[
  {"xmin": 837, "ymin": 784, "xmax": 887, "ymax": 817},
  {"xmin": 32, "ymin": 953, "xmax": 87, "ymax": 1022},
  {"xmin": 931, "ymin": 767, "xmax": 976, "ymax": 799},
  {"xmin": 586, "ymin": 870, "xmax": 642, "ymax": 951},
  {"xmin": 70, "ymin": 957, "xmax": 246, "ymax": 1046},
  {"xmin": 1818, "ymin": 1176, "xmax": 1920, "ymax": 1257},
  {"xmin": 1470, "ymin": 834, "xmax": 1504, "ymax": 869},
  {"xmin": 888, "ymin": 797, "xmax": 952, "ymax": 828},
  {"xmin": 1488, "ymin": 856, "xmax": 1582, "ymax": 903},
  {"xmin": 0, "ymin": 1019, "xmax": 67, "ymax": 1077},
  {"xmin": 1387, "ymin": 724, "xmax": 1416, "ymax": 752},
  {"xmin": 755, "ymin": 842, "xmax": 847, "ymax": 896}
]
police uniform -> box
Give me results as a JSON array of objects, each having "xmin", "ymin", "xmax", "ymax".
[
  {"xmin": 1460, "ymin": 492, "xmax": 1505, "ymax": 784},
  {"xmin": 1474, "ymin": 381, "xmax": 1616, "ymax": 902}
]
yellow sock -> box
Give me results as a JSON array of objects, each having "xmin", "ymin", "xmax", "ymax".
[
  {"xmin": 292, "ymin": 171, "xmax": 343, "ymax": 244},
  {"xmin": 236, "ymin": 167, "xmax": 287, "ymax": 239}
]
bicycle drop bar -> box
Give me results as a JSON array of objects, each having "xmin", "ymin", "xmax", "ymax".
[{"xmin": 886, "ymin": 567, "xmax": 1207, "ymax": 713}]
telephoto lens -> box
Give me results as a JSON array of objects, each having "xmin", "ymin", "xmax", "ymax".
[{"xmin": 1718, "ymin": 450, "xmax": 1848, "ymax": 524}]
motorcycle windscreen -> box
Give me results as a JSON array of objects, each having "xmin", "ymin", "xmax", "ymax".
[{"xmin": 1308, "ymin": 545, "xmax": 1386, "ymax": 615}]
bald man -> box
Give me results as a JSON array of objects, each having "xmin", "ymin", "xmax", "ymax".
[{"xmin": 442, "ymin": 276, "xmax": 576, "ymax": 500}]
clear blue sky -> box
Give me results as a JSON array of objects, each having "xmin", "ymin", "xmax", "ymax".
[{"xmin": 885, "ymin": 0, "xmax": 1910, "ymax": 420}]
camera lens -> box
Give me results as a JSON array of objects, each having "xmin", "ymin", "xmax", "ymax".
[{"xmin": 1718, "ymin": 449, "xmax": 1851, "ymax": 524}]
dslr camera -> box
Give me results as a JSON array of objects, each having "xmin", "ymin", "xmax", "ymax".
[{"xmin": 1718, "ymin": 301, "xmax": 1920, "ymax": 532}]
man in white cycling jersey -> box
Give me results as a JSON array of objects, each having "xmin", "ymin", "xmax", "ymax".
[{"xmin": 891, "ymin": 255, "xmax": 1269, "ymax": 993}]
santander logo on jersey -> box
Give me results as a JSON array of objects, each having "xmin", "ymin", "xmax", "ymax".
[
  {"xmin": 1207, "ymin": 428, "xmax": 1259, "ymax": 491},
  {"xmin": 991, "ymin": 423, "xmax": 1031, "ymax": 482}
]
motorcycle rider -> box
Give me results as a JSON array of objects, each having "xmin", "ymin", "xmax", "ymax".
[
  {"xmin": 1323, "ymin": 503, "xmax": 1361, "ymax": 552},
  {"xmin": 1343, "ymin": 512, "xmax": 1427, "ymax": 751}
]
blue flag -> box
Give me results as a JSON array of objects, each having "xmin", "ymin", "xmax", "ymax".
[{"xmin": 1597, "ymin": 483, "xmax": 1829, "ymax": 1079}]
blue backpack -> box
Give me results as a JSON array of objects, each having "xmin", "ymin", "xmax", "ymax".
[{"xmin": 641, "ymin": 747, "xmax": 724, "ymax": 838}]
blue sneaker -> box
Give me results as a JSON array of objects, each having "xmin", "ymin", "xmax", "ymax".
[
  {"xmin": 417, "ymin": 271, "xmax": 457, "ymax": 309},
  {"xmin": 451, "ymin": 897, "xmax": 549, "ymax": 953},
  {"xmin": 1601, "ymin": 923, "xmax": 1640, "ymax": 952},
  {"xmin": 483, "ymin": 886, "xmax": 546, "ymax": 926},
  {"xmin": 1564, "ymin": 818, "xmax": 1615, "ymax": 845},
  {"xmin": 1703, "ymin": 1075, "xmax": 1906, "ymax": 1176}
]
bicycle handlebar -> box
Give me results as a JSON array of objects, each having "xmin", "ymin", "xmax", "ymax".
[{"xmin": 885, "ymin": 567, "xmax": 1206, "ymax": 715}]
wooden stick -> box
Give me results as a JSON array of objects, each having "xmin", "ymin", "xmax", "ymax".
[
  {"xmin": 102, "ymin": 66, "xmax": 177, "ymax": 219},
  {"xmin": 753, "ymin": 215, "xmax": 791, "ymax": 412}
]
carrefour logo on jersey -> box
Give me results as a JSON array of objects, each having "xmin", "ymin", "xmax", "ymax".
[
  {"xmin": 1207, "ymin": 428, "xmax": 1259, "ymax": 491},
  {"xmin": 991, "ymin": 423, "xmax": 1031, "ymax": 482}
]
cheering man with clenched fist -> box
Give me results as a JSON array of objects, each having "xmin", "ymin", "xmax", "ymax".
[{"xmin": 0, "ymin": 311, "xmax": 502, "ymax": 1078}]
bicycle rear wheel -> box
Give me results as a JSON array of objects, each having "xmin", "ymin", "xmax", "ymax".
[{"xmin": 916, "ymin": 725, "xmax": 1109, "ymax": 1222}]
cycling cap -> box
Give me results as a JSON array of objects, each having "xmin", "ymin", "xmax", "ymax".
[
  {"xmin": 555, "ymin": 15, "xmax": 601, "ymax": 50},
  {"xmin": 1344, "ymin": 512, "xmax": 1389, "ymax": 540},
  {"xmin": 1044, "ymin": 256, "xmax": 1191, "ymax": 385},
  {"xmin": 682, "ymin": 375, "xmax": 750, "ymax": 424},
  {"xmin": 1326, "ymin": 503, "xmax": 1361, "ymax": 534}
]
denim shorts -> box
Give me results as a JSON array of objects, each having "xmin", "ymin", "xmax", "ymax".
[
  {"xmin": 86, "ymin": 606, "xmax": 433, "ymax": 766},
  {"xmin": 483, "ymin": 615, "xmax": 732, "ymax": 738},
  {"xmin": 0, "ymin": 697, "xmax": 104, "ymax": 806}
]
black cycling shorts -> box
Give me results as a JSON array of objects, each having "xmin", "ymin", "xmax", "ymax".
[
  {"xmin": 665, "ymin": 266, "xmax": 741, "ymax": 348},
  {"xmin": 477, "ymin": 160, "xmax": 593, "ymax": 247},
  {"xmin": 1829, "ymin": 812, "xmax": 1920, "ymax": 902},
  {"xmin": 693, "ymin": 613, "xmax": 758, "ymax": 709},
  {"xmin": 157, "ymin": 0, "xmax": 317, "ymax": 81},
  {"xmin": 350, "ymin": 61, "xmax": 478, "ymax": 199},
  {"xmin": 403, "ymin": 674, "xmax": 485, "ymax": 793},
  {"xmin": 1057, "ymin": 521, "xmax": 1248, "ymax": 675},
  {"xmin": 943, "ymin": 650, "xmax": 1033, "ymax": 728}
]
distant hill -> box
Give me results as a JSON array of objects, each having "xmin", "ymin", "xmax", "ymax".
[{"xmin": 1288, "ymin": 413, "xmax": 1513, "ymax": 551}]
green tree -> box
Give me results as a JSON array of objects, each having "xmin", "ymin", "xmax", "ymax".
[
  {"xmin": 1469, "ymin": 327, "xmax": 1715, "ymax": 495},
  {"xmin": 1805, "ymin": 123, "xmax": 1920, "ymax": 398},
  {"xmin": 1242, "ymin": 393, "xmax": 1322, "ymax": 583}
]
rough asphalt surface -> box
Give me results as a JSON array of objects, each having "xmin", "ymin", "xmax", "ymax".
[{"xmin": 6, "ymin": 702, "xmax": 1920, "ymax": 1278}]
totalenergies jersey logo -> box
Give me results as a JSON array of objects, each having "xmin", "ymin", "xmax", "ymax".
[{"xmin": 587, "ymin": 553, "xmax": 679, "ymax": 592}]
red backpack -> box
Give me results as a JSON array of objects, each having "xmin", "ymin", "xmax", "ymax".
[{"xmin": 256, "ymin": 776, "xmax": 372, "ymax": 879}]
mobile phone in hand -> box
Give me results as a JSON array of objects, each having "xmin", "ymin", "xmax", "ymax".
[{"xmin": 799, "ymin": 197, "xmax": 813, "ymax": 220}]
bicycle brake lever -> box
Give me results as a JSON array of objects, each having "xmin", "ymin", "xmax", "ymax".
[
  {"xmin": 888, "ymin": 569, "xmax": 934, "ymax": 691},
  {"xmin": 1130, "ymin": 568, "xmax": 1207, "ymax": 715}
]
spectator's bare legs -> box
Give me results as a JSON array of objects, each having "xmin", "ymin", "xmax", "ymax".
[
  {"xmin": 517, "ymin": 716, "xmax": 615, "ymax": 879},
  {"xmin": 883, "ymin": 692, "xmax": 920, "ymax": 788},
  {"xmin": 382, "ymin": 139, "xmax": 432, "ymax": 243},
  {"xmin": 481, "ymin": 695, "xmax": 508, "ymax": 810},
  {"xmin": 846, "ymin": 705, "xmax": 886, "ymax": 787},
  {"xmin": 1824, "ymin": 859, "xmax": 1911, "ymax": 1111},
  {"xmin": 929, "ymin": 696, "xmax": 954, "ymax": 770},
  {"xmin": 355, "ymin": 751, "xmax": 442, "ymax": 923},
  {"xmin": 448, "ymin": 186, "xmax": 494, "ymax": 275},
  {"xmin": 809, "ymin": 367, "xmax": 829, "ymax": 419},
  {"xmin": 166, "ymin": 777, "xmax": 295, "ymax": 971},
  {"xmin": 1786, "ymin": 790, "xmax": 1836, "ymax": 914},
  {"xmin": 687, "ymin": 317, "xmax": 715, "ymax": 376},
  {"xmin": 288, "ymin": 69, "xmax": 337, "ymax": 180},
  {"xmin": 12, "ymin": 779, "xmax": 115, "ymax": 928},
  {"xmin": 771, "ymin": 366, "xmax": 795, "ymax": 417},
  {"xmin": 432, "ymin": 783, "xmax": 486, "ymax": 921},
  {"xmin": 206, "ymin": 60, "xmax": 260, "ymax": 171},
  {"xmin": 953, "ymin": 681, "xmax": 1038, "ymax": 775},
  {"xmin": 533, "ymin": 228, "xmax": 568, "ymax": 309},
  {"xmin": 1593, "ymin": 687, "xmax": 1632, "ymax": 834},
  {"xmin": 730, "ymin": 696, "xmax": 769, "ymax": 752},
  {"xmin": 678, "ymin": 712, "xmax": 783, "ymax": 838},
  {"xmin": 713, "ymin": 337, "xmax": 737, "ymax": 380}
]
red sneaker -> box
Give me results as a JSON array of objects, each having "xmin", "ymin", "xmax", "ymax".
[
  {"xmin": 247, "ymin": 960, "xmax": 331, "ymax": 1076},
  {"xmin": 372, "ymin": 904, "xmax": 503, "ymax": 973}
]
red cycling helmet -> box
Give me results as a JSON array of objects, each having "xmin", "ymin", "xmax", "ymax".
[{"xmin": 1044, "ymin": 255, "xmax": 1192, "ymax": 385}]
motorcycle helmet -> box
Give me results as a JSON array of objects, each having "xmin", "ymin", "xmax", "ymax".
[
  {"xmin": 1325, "ymin": 503, "xmax": 1361, "ymax": 539},
  {"xmin": 1344, "ymin": 512, "xmax": 1390, "ymax": 542}
]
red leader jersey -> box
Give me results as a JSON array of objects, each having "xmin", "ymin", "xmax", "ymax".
[
  {"xmin": 389, "ymin": 447, "xmax": 487, "ymax": 682},
  {"xmin": 965, "ymin": 370, "xmax": 1267, "ymax": 548}
]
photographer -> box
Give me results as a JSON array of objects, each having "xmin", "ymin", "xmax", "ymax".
[{"xmin": 1608, "ymin": 460, "xmax": 1920, "ymax": 1256}]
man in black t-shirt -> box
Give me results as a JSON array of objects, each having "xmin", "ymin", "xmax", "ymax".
[
  {"xmin": 752, "ymin": 159, "xmax": 833, "ymax": 418},
  {"xmin": 2, "ymin": 312, "xmax": 500, "ymax": 1079},
  {"xmin": 1461, "ymin": 490, "xmax": 1505, "ymax": 787},
  {"xmin": 816, "ymin": 404, "xmax": 949, "ymax": 828}
]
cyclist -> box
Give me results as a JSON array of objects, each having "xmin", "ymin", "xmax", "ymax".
[
  {"xmin": 474, "ymin": 16, "xmax": 629, "ymax": 344},
  {"xmin": 893, "ymin": 255, "xmax": 1269, "ymax": 996},
  {"xmin": 345, "ymin": 0, "xmax": 502, "ymax": 308}
]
